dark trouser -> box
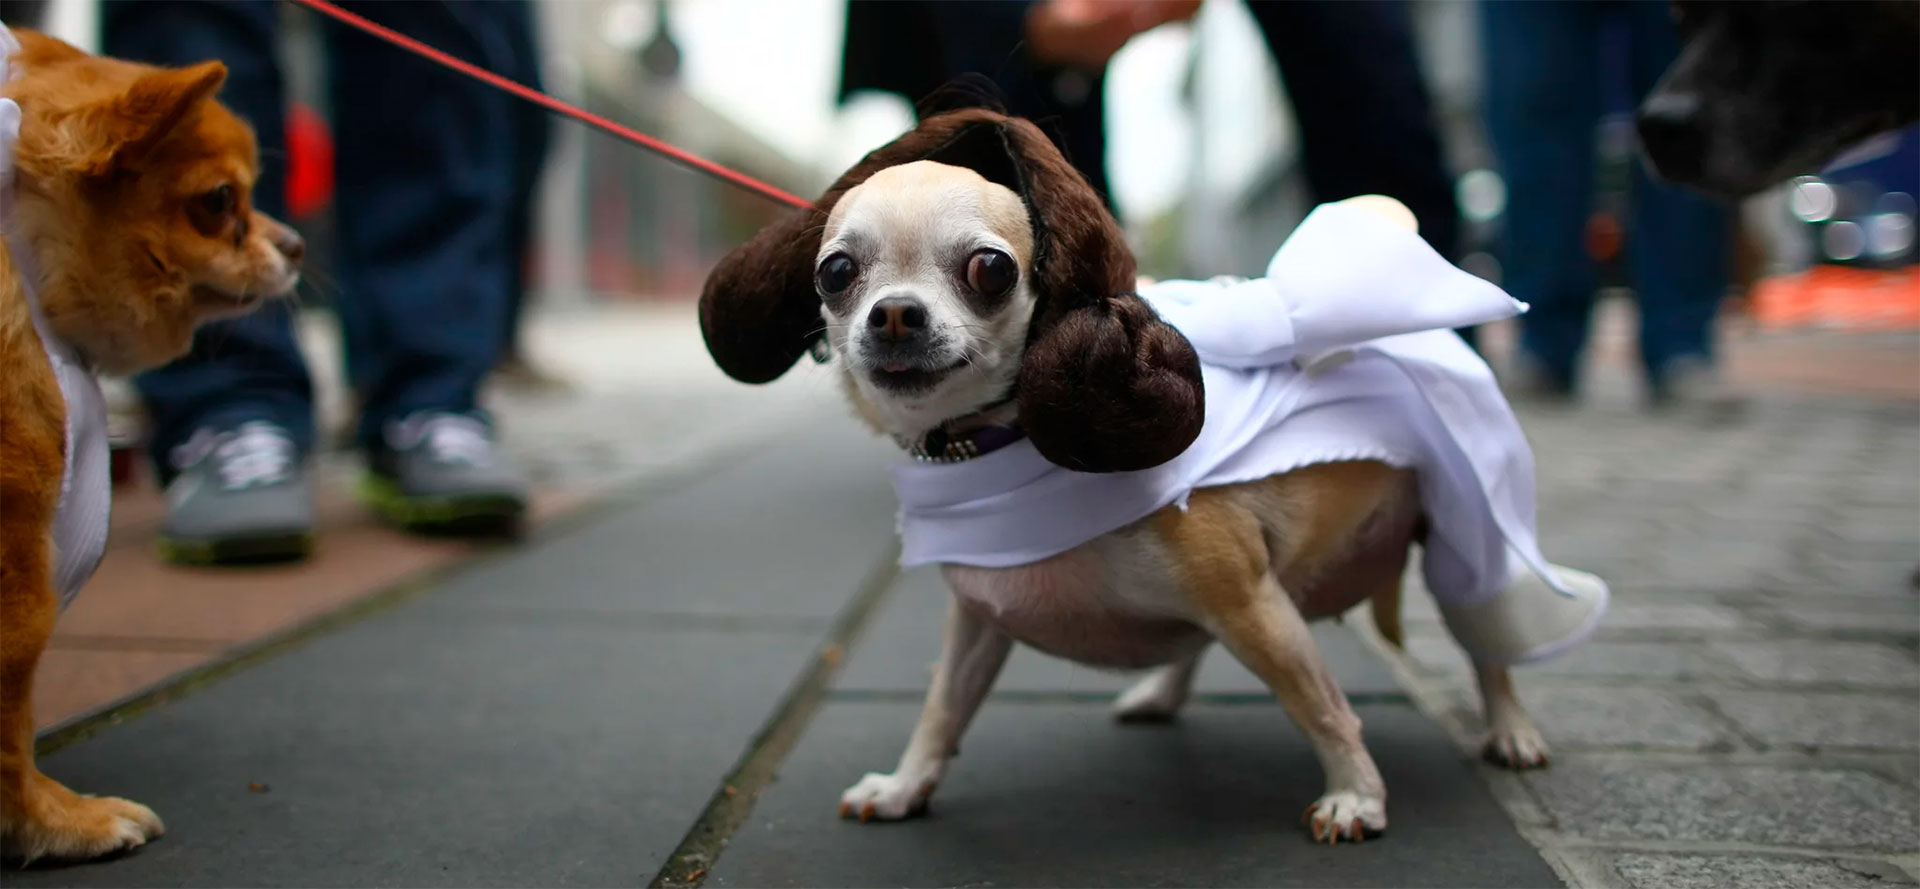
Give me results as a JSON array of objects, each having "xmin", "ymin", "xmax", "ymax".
[
  {"xmin": 1480, "ymin": 0, "xmax": 1730, "ymax": 385},
  {"xmin": 839, "ymin": 0, "xmax": 1458, "ymax": 264},
  {"xmin": 105, "ymin": 0, "xmax": 536, "ymax": 475},
  {"xmin": 840, "ymin": 0, "xmax": 1112, "ymax": 205},
  {"xmin": 495, "ymin": 0, "xmax": 551, "ymax": 357},
  {"xmin": 1244, "ymin": 0, "xmax": 1462, "ymax": 264},
  {"xmin": 0, "ymin": 1, "xmax": 48, "ymax": 28}
]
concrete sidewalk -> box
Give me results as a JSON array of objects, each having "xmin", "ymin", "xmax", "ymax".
[
  {"xmin": 15, "ymin": 304, "xmax": 1920, "ymax": 887},
  {"xmin": 15, "ymin": 407, "xmax": 1554, "ymax": 888}
]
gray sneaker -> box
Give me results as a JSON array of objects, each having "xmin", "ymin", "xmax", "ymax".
[
  {"xmin": 159, "ymin": 422, "xmax": 314, "ymax": 564},
  {"xmin": 1650, "ymin": 356, "xmax": 1746, "ymax": 423},
  {"xmin": 361, "ymin": 411, "xmax": 527, "ymax": 535},
  {"xmin": 1497, "ymin": 351, "xmax": 1578, "ymax": 407}
]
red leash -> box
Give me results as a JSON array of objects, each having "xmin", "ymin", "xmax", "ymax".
[{"xmin": 287, "ymin": 0, "xmax": 813, "ymax": 210}]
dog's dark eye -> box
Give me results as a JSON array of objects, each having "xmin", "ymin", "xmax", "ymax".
[
  {"xmin": 966, "ymin": 249, "xmax": 1017, "ymax": 297},
  {"xmin": 197, "ymin": 184, "xmax": 235, "ymax": 217},
  {"xmin": 817, "ymin": 253, "xmax": 858, "ymax": 295}
]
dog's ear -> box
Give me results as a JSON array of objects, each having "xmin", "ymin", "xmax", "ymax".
[
  {"xmin": 1017, "ymin": 295, "xmax": 1204, "ymax": 474},
  {"xmin": 700, "ymin": 106, "xmax": 1204, "ymax": 469},
  {"xmin": 699, "ymin": 108, "xmax": 1017, "ymax": 384},
  {"xmin": 698, "ymin": 208, "xmax": 826, "ymax": 384},
  {"xmin": 948, "ymin": 117, "xmax": 1204, "ymax": 474},
  {"xmin": 47, "ymin": 60, "xmax": 228, "ymax": 176}
]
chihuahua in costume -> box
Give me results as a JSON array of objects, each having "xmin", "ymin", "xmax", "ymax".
[{"xmin": 700, "ymin": 108, "xmax": 1606, "ymax": 843}]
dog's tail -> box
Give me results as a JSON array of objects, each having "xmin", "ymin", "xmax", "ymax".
[{"xmin": 1370, "ymin": 580, "xmax": 1405, "ymax": 650}]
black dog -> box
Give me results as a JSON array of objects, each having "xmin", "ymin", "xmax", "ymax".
[{"xmin": 1637, "ymin": 0, "xmax": 1920, "ymax": 198}]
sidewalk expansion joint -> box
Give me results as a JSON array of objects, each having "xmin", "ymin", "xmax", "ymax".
[
  {"xmin": 34, "ymin": 436, "xmax": 785, "ymax": 756},
  {"xmin": 649, "ymin": 541, "xmax": 902, "ymax": 889},
  {"xmin": 414, "ymin": 607, "xmax": 835, "ymax": 636},
  {"xmin": 36, "ymin": 572, "xmax": 448, "ymax": 756},
  {"xmin": 45, "ymin": 634, "xmax": 230, "ymax": 654},
  {"xmin": 823, "ymin": 688, "xmax": 1413, "ymax": 707}
]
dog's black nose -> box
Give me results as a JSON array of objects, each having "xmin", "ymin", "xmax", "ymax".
[
  {"xmin": 868, "ymin": 296, "xmax": 928, "ymax": 342},
  {"xmin": 269, "ymin": 224, "xmax": 306, "ymax": 265},
  {"xmin": 1636, "ymin": 92, "xmax": 1705, "ymax": 179}
]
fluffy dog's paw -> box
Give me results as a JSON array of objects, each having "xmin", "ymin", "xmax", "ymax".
[
  {"xmin": 1111, "ymin": 669, "xmax": 1188, "ymax": 723},
  {"xmin": 1483, "ymin": 720, "xmax": 1551, "ymax": 770},
  {"xmin": 1301, "ymin": 790, "xmax": 1386, "ymax": 845},
  {"xmin": 837, "ymin": 772, "xmax": 936, "ymax": 822},
  {"xmin": 3, "ymin": 783, "xmax": 163, "ymax": 864}
]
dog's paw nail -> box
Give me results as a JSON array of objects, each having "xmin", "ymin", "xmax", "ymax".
[
  {"xmin": 1302, "ymin": 790, "xmax": 1386, "ymax": 844},
  {"xmin": 859, "ymin": 803, "xmax": 875, "ymax": 823},
  {"xmin": 838, "ymin": 802, "xmax": 852, "ymax": 818},
  {"xmin": 1485, "ymin": 725, "xmax": 1551, "ymax": 770}
]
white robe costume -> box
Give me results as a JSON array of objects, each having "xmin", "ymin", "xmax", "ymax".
[
  {"xmin": 890, "ymin": 202, "xmax": 1609, "ymax": 665},
  {"xmin": 1, "ymin": 24, "xmax": 112, "ymax": 610}
]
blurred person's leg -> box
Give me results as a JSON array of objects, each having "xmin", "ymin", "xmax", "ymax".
[
  {"xmin": 492, "ymin": 0, "xmax": 558, "ymax": 388},
  {"xmin": 1246, "ymin": 0, "xmax": 1461, "ymax": 262},
  {"xmin": 0, "ymin": 1, "xmax": 47, "ymax": 27},
  {"xmin": 1478, "ymin": 0, "xmax": 1602, "ymax": 396},
  {"xmin": 1621, "ymin": 0, "xmax": 1733, "ymax": 408},
  {"xmin": 840, "ymin": 0, "xmax": 1114, "ymax": 209},
  {"xmin": 105, "ymin": 0, "xmax": 316, "ymax": 563},
  {"xmin": 326, "ymin": 1, "xmax": 526, "ymax": 531},
  {"xmin": 927, "ymin": 2, "xmax": 1113, "ymax": 208}
]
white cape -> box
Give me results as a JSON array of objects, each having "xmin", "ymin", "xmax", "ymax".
[
  {"xmin": 1, "ymin": 24, "xmax": 111, "ymax": 610},
  {"xmin": 891, "ymin": 201, "xmax": 1574, "ymax": 609}
]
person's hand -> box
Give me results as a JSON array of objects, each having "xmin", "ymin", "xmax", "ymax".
[
  {"xmin": 1025, "ymin": 0, "xmax": 1204, "ymax": 71},
  {"xmin": 1334, "ymin": 195, "xmax": 1420, "ymax": 233}
]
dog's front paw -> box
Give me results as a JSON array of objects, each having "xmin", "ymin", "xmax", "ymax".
[
  {"xmin": 1301, "ymin": 790, "xmax": 1386, "ymax": 845},
  {"xmin": 1483, "ymin": 719, "xmax": 1551, "ymax": 770},
  {"xmin": 3, "ymin": 776, "xmax": 163, "ymax": 864},
  {"xmin": 837, "ymin": 772, "xmax": 936, "ymax": 822}
]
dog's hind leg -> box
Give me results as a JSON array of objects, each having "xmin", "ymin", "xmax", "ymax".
[
  {"xmin": 1475, "ymin": 663, "xmax": 1549, "ymax": 769},
  {"xmin": 1112, "ymin": 646, "xmax": 1204, "ymax": 723},
  {"xmin": 839, "ymin": 596, "xmax": 1011, "ymax": 822},
  {"xmin": 1163, "ymin": 487, "xmax": 1387, "ymax": 844},
  {"xmin": 1204, "ymin": 572, "xmax": 1387, "ymax": 844}
]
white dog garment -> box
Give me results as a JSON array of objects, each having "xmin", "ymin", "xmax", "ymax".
[
  {"xmin": 1, "ymin": 25, "xmax": 112, "ymax": 610},
  {"xmin": 889, "ymin": 202, "xmax": 1609, "ymax": 664}
]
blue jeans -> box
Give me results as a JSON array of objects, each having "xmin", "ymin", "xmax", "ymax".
[
  {"xmin": 840, "ymin": 0, "xmax": 1459, "ymax": 258},
  {"xmin": 104, "ymin": 0, "xmax": 544, "ymax": 475},
  {"xmin": 1480, "ymin": 0, "xmax": 1730, "ymax": 386},
  {"xmin": 1245, "ymin": 0, "xmax": 1461, "ymax": 264}
]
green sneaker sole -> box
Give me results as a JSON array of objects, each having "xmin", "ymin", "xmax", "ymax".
[
  {"xmin": 358, "ymin": 474, "xmax": 526, "ymax": 536},
  {"xmin": 158, "ymin": 531, "xmax": 314, "ymax": 566}
]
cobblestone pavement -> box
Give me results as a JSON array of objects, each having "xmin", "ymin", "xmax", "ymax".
[{"xmin": 1370, "ymin": 342, "xmax": 1920, "ymax": 888}]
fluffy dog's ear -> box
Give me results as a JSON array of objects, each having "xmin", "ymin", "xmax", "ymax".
[
  {"xmin": 991, "ymin": 118, "xmax": 1205, "ymax": 473},
  {"xmin": 699, "ymin": 108, "xmax": 1019, "ymax": 384},
  {"xmin": 47, "ymin": 60, "xmax": 229, "ymax": 176},
  {"xmin": 1018, "ymin": 296, "xmax": 1204, "ymax": 473},
  {"xmin": 699, "ymin": 209, "xmax": 824, "ymax": 384},
  {"xmin": 700, "ymin": 107, "xmax": 1204, "ymax": 469}
]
